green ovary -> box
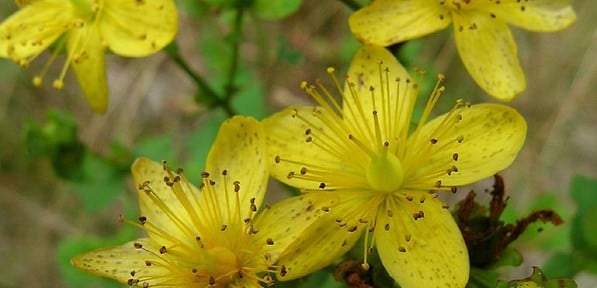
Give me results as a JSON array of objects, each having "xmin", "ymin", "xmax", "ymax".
[
  {"xmin": 366, "ymin": 152, "xmax": 404, "ymax": 192},
  {"xmin": 70, "ymin": 0, "xmax": 97, "ymax": 18}
]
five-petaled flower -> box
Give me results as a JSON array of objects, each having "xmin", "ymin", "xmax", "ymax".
[
  {"xmin": 262, "ymin": 46, "xmax": 527, "ymax": 287},
  {"xmin": 349, "ymin": 0, "xmax": 576, "ymax": 101},
  {"xmin": 72, "ymin": 116, "xmax": 293, "ymax": 287},
  {"xmin": 0, "ymin": 0, "xmax": 178, "ymax": 113}
]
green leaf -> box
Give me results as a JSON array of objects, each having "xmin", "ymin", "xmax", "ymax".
[
  {"xmin": 70, "ymin": 153, "xmax": 124, "ymax": 214},
  {"xmin": 107, "ymin": 141, "xmax": 135, "ymax": 174},
  {"xmin": 44, "ymin": 109, "xmax": 78, "ymax": 145},
  {"xmin": 302, "ymin": 269, "xmax": 342, "ymax": 288},
  {"xmin": 201, "ymin": 0, "xmax": 236, "ymax": 9},
  {"xmin": 586, "ymin": 258, "xmax": 597, "ymax": 274},
  {"xmin": 51, "ymin": 140, "xmax": 86, "ymax": 180},
  {"xmin": 183, "ymin": 110, "xmax": 227, "ymax": 184},
  {"xmin": 518, "ymin": 194, "xmax": 571, "ymax": 251},
  {"xmin": 133, "ymin": 135, "xmax": 176, "ymax": 163},
  {"xmin": 396, "ymin": 39, "xmax": 423, "ymax": 69},
  {"xmin": 24, "ymin": 109, "xmax": 80, "ymax": 159},
  {"xmin": 499, "ymin": 202, "xmax": 519, "ymax": 224},
  {"xmin": 23, "ymin": 109, "xmax": 88, "ymax": 179},
  {"xmin": 467, "ymin": 267, "xmax": 499, "ymax": 288},
  {"xmin": 579, "ymin": 207, "xmax": 597, "ymax": 250},
  {"xmin": 231, "ymin": 71, "xmax": 267, "ymax": 119},
  {"xmin": 25, "ymin": 119, "xmax": 53, "ymax": 157},
  {"xmin": 200, "ymin": 22, "xmax": 232, "ymax": 73},
  {"xmin": 251, "ymin": 0, "xmax": 302, "ymax": 20},
  {"xmin": 176, "ymin": 0, "xmax": 210, "ymax": 18},
  {"xmin": 570, "ymin": 175, "xmax": 597, "ymax": 253},
  {"xmin": 544, "ymin": 279, "xmax": 577, "ymax": 288},
  {"xmin": 570, "ymin": 175, "xmax": 597, "ymax": 211},
  {"xmin": 339, "ymin": 36, "xmax": 361, "ymax": 66},
  {"xmin": 491, "ymin": 247, "xmax": 523, "ymax": 268},
  {"xmin": 543, "ymin": 252, "xmax": 580, "ymax": 279}
]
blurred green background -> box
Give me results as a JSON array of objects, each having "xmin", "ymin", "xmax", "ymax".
[{"xmin": 0, "ymin": 0, "xmax": 595, "ymax": 287}]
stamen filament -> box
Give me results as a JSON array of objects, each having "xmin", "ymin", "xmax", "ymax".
[
  {"xmin": 382, "ymin": 67, "xmax": 392, "ymax": 140},
  {"xmin": 328, "ymin": 69, "xmax": 372, "ymax": 136},
  {"xmin": 407, "ymin": 75, "xmax": 444, "ymax": 154},
  {"xmin": 345, "ymin": 80, "xmax": 377, "ymax": 142},
  {"xmin": 143, "ymin": 186, "xmax": 197, "ymax": 240},
  {"xmin": 397, "ymin": 80, "xmax": 419, "ymax": 159},
  {"xmin": 372, "ymin": 110, "xmax": 384, "ymax": 153},
  {"xmin": 348, "ymin": 134, "xmax": 376, "ymax": 158}
]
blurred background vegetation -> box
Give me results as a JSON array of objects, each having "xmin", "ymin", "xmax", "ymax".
[{"xmin": 0, "ymin": 0, "xmax": 595, "ymax": 287}]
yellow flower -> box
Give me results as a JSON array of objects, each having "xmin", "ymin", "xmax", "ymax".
[
  {"xmin": 349, "ymin": 0, "xmax": 576, "ymax": 101},
  {"xmin": 262, "ymin": 46, "xmax": 527, "ymax": 287},
  {"xmin": 72, "ymin": 117, "xmax": 290, "ymax": 287},
  {"xmin": 0, "ymin": 0, "xmax": 178, "ymax": 113}
]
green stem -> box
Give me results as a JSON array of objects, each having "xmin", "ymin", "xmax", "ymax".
[
  {"xmin": 166, "ymin": 45, "xmax": 236, "ymax": 116},
  {"xmin": 224, "ymin": 4, "xmax": 246, "ymax": 101},
  {"xmin": 338, "ymin": 0, "xmax": 361, "ymax": 10}
]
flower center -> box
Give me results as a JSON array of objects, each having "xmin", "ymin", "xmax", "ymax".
[
  {"xmin": 206, "ymin": 245, "xmax": 240, "ymax": 283},
  {"xmin": 366, "ymin": 152, "xmax": 404, "ymax": 192}
]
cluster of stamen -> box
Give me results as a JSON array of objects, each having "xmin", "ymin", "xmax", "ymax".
[
  {"xmin": 120, "ymin": 161, "xmax": 275, "ymax": 287},
  {"xmin": 276, "ymin": 63, "xmax": 471, "ymax": 193},
  {"xmin": 271, "ymin": 61, "xmax": 476, "ymax": 272}
]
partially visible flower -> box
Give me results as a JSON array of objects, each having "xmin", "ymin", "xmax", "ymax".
[
  {"xmin": 497, "ymin": 266, "xmax": 577, "ymax": 288},
  {"xmin": 0, "ymin": 0, "xmax": 178, "ymax": 113},
  {"xmin": 72, "ymin": 116, "xmax": 290, "ymax": 287},
  {"xmin": 263, "ymin": 46, "xmax": 527, "ymax": 287},
  {"xmin": 349, "ymin": 0, "xmax": 576, "ymax": 101}
]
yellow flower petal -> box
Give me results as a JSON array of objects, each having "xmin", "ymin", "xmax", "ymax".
[
  {"xmin": 203, "ymin": 116, "xmax": 268, "ymax": 223},
  {"xmin": 272, "ymin": 191, "xmax": 367, "ymax": 280},
  {"xmin": 342, "ymin": 45, "xmax": 414, "ymax": 150},
  {"xmin": 405, "ymin": 103, "xmax": 527, "ymax": 188},
  {"xmin": 100, "ymin": 0, "xmax": 178, "ymax": 57},
  {"xmin": 15, "ymin": 0, "xmax": 33, "ymax": 8},
  {"xmin": 349, "ymin": 0, "xmax": 450, "ymax": 46},
  {"xmin": 71, "ymin": 238, "xmax": 170, "ymax": 285},
  {"xmin": 0, "ymin": 0, "xmax": 75, "ymax": 61},
  {"xmin": 477, "ymin": 0, "xmax": 576, "ymax": 32},
  {"xmin": 453, "ymin": 10, "xmax": 526, "ymax": 101},
  {"xmin": 252, "ymin": 192, "xmax": 340, "ymax": 263},
  {"xmin": 263, "ymin": 106, "xmax": 368, "ymax": 190},
  {"xmin": 132, "ymin": 157, "xmax": 202, "ymax": 247},
  {"xmin": 67, "ymin": 24, "xmax": 108, "ymax": 114},
  {"xmin": 375, "ymin": 192, "xmax": 469, "ymax": 288}
]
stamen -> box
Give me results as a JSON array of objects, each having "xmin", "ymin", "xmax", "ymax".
[
  {"xmin": 407, "ymin": 74, "xmax": 445, "ymax": 149},
  {"xmin": 348, "ymin": 134, "xmax": 375, "ymax": 158},
  {"xmin": 372, "ymin": 109, "xmax": 384, "ymax": 152},
  {"xmin": 166, "ymin": 170, "xmax": 206, "ymax": 236},
  {"xmin": 379, "ymin": 64, "xmax": 392, "ymax": 139},
  {"xmin": 396, "ymin": 78, "xmax": 419, "ymax": 158},
  {"xmin": 52, "ymin": 21, "xmax": 87, "ymax": 91},
  {"xmin": 301, "ymin": 81, "xmax": 340, "ymax": 119},
  {"xmin": 138, "ymin": 181, "xmax": 197, "ymax": 240},
  {"xmin": 291, "ymin": 107, "xmax": 352, "ymax": 160},
  {"xmin": 344, "ymin": 78, "xmax": 377, "ymax": 142}
]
